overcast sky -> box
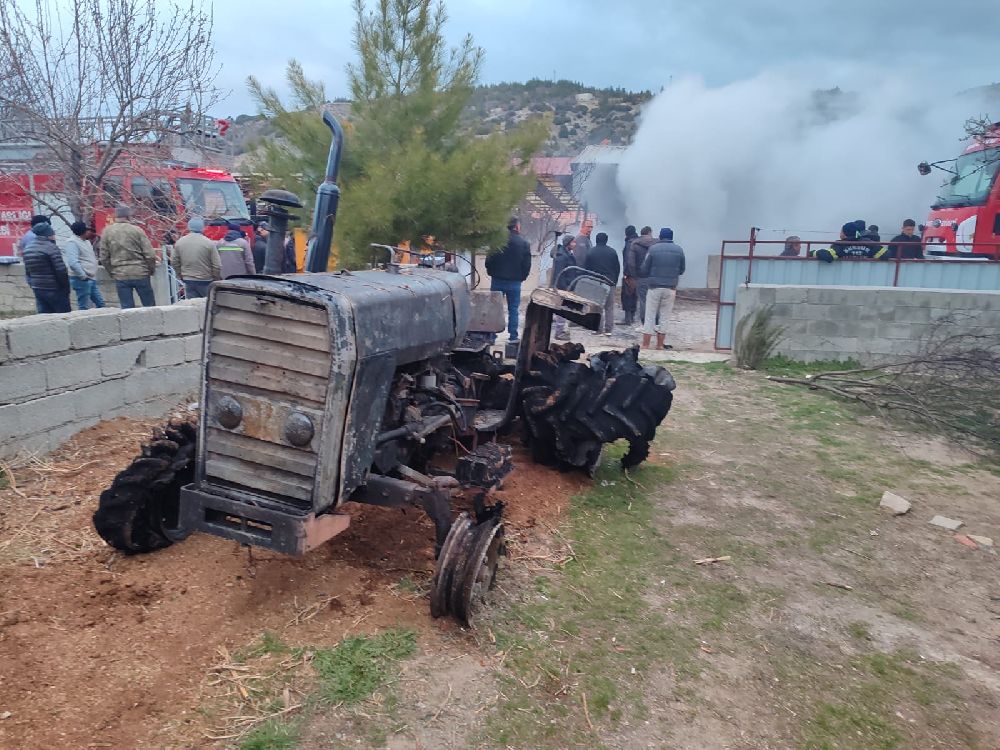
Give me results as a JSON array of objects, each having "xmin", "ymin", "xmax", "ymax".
[{"xmin": 212, "ymin": 0, "xmax": 995, "ymax": 116}]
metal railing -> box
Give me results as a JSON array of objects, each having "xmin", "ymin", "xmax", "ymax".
[{"xmin": 715, "ymin": 229, "xmax": 1000, "ymax": 350}]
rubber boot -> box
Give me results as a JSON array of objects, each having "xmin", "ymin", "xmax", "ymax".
[
  {"xmin": 656, "ymin": 333, "xmax": 666, "ymax": 350},
  {"xmin": 641, "ymin": 334, "xmax": 652, "ymax": 349}
]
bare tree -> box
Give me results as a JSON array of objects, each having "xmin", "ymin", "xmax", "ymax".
[{"xmin": 0, "ymin": 0, "xmax": 220, "ymax": 222}]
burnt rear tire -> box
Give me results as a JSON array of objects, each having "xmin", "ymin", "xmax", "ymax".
[
  {"xmin": 92, "ymin": 417, "xmax": 198, "ymax": 554},
  {"xmin": 519, "ymin": 346, "xmax": 675, "ymax": 471}
]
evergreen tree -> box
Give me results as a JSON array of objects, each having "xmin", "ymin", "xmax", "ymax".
[{"xmin": 247, "ymin": 0, "xmax": 545, "ymax": 268}]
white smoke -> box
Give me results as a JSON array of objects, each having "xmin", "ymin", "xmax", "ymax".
[{"xmin": 617, "ymin": 71, "xmax": 989, "ymax": 287}]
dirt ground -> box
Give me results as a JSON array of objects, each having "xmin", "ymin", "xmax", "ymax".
[
  {"xmin": 0, "ymin": 417, "xmax": 582, "ymax": 749},
  {"xmin": 2, "ymin": 357, "xmax": 998, "ymax": 749}
]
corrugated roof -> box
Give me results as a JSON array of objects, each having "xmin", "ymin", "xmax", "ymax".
[{"xmin": 531, "ymin": 156, "xmax": 574, "ymax": 176}]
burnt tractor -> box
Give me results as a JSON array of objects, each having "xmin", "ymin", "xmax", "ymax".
[{"xmin": 93, "ymin": 113, "xmax": 676, "ymax": 625}]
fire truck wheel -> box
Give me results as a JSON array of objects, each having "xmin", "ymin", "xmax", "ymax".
[{"xmin": 92, "ymin": 417, "xmax": 198, "ymax": 554}]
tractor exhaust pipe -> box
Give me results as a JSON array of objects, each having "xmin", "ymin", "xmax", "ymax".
[{"xmin": 306, "ymin": 112, "xmax": 344, "ymax": 273}]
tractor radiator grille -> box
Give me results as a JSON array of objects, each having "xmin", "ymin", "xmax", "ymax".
[{"xmin": 203, "ymin": 290, "xmax": 331, "ymax": 511}]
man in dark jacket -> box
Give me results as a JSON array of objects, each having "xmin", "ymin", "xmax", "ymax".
[
  {"xmin": 620, "ymin": 225, "xmax": 639, "ymax": 325},
  {"xmin": 22, "ymin": 222, "xmax": 71, "ymax": 313},
  {"xmin": 639, "ymin": 227, "xmax": 685, "ymax": 349},
  {"xmin": 551, "ymin": 234, "xmax": 577, "ymax": 340},
  {"xmin": 886, "ymin": 219, "xmax": 923, "ymax": 259},
  {"xmin": 585, "ymin": 232, "xmax": 621, "ymax": 334},
  {"xmin": 485, "ymin": 217, "xmax": 532, "ymax": 341},
  {"xmin": 816, "ymin": 223, "xmax": 887, "ymax": 262},
  {"xmin": 16, "ymin": 214, "xmax": 49, "ymax": 257},
  {"xmin": 252, "ymin": 222, "xmax": 270, "ymax": 273},
  {"xmin": 629, "ymin": 226, "xmax": 657, "ymax": 327}
]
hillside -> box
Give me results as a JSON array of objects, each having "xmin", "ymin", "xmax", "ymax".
[{"xmin": 226, "ymin": 79, "xmax": 652, "ymax": 168}]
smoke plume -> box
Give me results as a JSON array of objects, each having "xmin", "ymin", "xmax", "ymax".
[{"xmin": 617, "ymin": 71, "xmax": 993, "ymax": 287}]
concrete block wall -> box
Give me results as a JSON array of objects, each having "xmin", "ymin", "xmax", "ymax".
[
  {"xmin": 0, "ymin": 263, "xmax": 172, "ymax": 314},
  {"xmin": 0, "ymin": 300, "xmax": 205, "ymax": 458},
  {"xmin": 734, "ymin": 284, "xmax": 1000, "ymax": 364}
]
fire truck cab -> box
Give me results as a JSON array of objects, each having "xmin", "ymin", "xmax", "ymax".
[
  {"xmin": 0, "ymin": 163, "xmax": 250, "ymax": 263},
  {"xmin": 921, "ymin": 126, "xmax": 1000, "ymax": 258}
]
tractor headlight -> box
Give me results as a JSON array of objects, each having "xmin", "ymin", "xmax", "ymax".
[
  {"xmin": 285, "ymin": 412, "xmax": 315, "ymax": 447},
  {"xmin": 216, "ymin": 395, "xmax": 243, "ymax": 429}
]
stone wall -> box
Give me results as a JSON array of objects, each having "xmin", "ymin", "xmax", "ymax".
[
  {"xmin": 0, "ymin": 262, "xmax": 172, "ymax": 313},
  {"xmin": 734, "ymin": 284, "xmax": 1000, "ymax": 364},
  {"xmin": 0, "ymin": 300, "xmax": 205, "ymax": 458}
]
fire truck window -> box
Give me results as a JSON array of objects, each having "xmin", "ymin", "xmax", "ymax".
[
  {"xmin": 131, "ymin": 177, "xmax": 152, "ymax": 200},
  {"xmin": 177, "ymin": 178, "xmax": 250, "ymax": 220},
  {"xmin": 150, "ymin": 179, "xmax": 177, "ymax": 216},
  {"xmin": 994, "ymin": 213, "xmax": 1000, "ymax": 236}
]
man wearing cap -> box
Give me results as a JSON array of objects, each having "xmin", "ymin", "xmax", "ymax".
[
  {"xmin": 252, "ymin": 222, "xmax": 270, "ymax": 273},
  {"xmin": 64, "ymin": 221, "xmax": 105, "ymax": 309},
  {"xmin": 485, "ymin": 217, "xmax": 532, "ymax": 342},
  {"xmin": 639, "ymin": 227, "xmax": 686, "ymax": 350},
  {"xmin": 99, "ymin": 204, "xmax": 157, "ymax": 307},
  {"xmin": 171, "ymin": 217, "xmax": 222, "ymax": 299},
  {"xmin": 22, "ymin": 222, "xmax": 71, "ymax": 313},
  {"xmin": 816, "ymin": 223, "xmax": 887, "ymax": 262},
  {"xmin": 16, "ymin": 214, "xmax": 50, "ymax": 257}
]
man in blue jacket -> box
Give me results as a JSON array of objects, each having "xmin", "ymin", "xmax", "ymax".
[
  {"xmin": 639, "ymin": 227, "xmax": 685, "ymax": 349},
  {"xmin": 485, "ymin": 218, "xmax": 532, "ymax": 342}
]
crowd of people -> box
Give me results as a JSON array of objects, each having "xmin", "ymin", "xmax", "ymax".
[
  {"xmin": 781, "ymin": 218, "xmax": 924, "ymax": 262},
  {"xmin": 16, "ymin": 206, "xmax": 295, "ymax": 314},
  {"xmin": 486, "ymin": 217, "xmax": 687, "ymax": 350}
]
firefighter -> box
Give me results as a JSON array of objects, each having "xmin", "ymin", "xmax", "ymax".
[{"xmin": 816, "ymin": 222, "xmax": 888, "ymax": 263}]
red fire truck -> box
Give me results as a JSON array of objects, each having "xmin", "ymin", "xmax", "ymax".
[
  {"xmin": 0, "ymin": 161, "xmax": 250, "ymax": 263},
  {"xmin": 920, "ymin": 124, "xmax": 1000, "ymax": 257}
]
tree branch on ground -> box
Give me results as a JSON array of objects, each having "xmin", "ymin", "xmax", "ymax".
[{"xmin": 768, "ymin": 321, "xmax": 1000, "ymax": 456}]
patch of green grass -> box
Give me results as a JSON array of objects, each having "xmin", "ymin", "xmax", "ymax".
[
  {"xmin": 480, "ymin": 442, "xmax": 703, "ymax": 747},
  {"xmin": 848, "ymin": 621, "xmax": 871, "ymax": 640},
  {"xmin": 239, "ymin": 717, "xmax": 301, "ymax": 750},
  {"xmin": 799, "ymin": 649, "xmax": 971, "ymax": 750},
  {"xmin": 806, "ymin": 701, "xmax": 902, "ymax": 750},
  {"xmin": 760, "ymin": 355, "xmax": 862, "ymax": 378},
  {"xmin": 313, "ymin": 628, "xmax": 417, "ymax": 705},
  {"xmin": 222, "ymin": 629, "xmax": 416, "ymax": 749},
  {"xmin": 243, "ymin": 631, "xmax": 292, "ymax": 660}
]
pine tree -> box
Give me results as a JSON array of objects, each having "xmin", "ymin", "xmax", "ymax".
[{"xmin": 247, "ymin": 0, "xmax": 545, "ymax": 268}]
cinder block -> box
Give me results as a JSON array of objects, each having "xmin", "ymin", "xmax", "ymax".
[
  {"xmin": 876, "ymin": 322, "xmax": 916, "ymax": 340},
  {"xmin": 751, "ymin": 286, "xmax": 777, "ymax": 304},
  {"xmin": 125, "ymin": 363, "xmax": 200, "ymax": 404},
  {"xmin": 4, "ymin": 315, "xmax": 72, "ymax": 358},
  {"xmin": 68, "ymin": 308, "xmax": 121, "ymax": 349},
  {"xmin": 773, "ymin": 287, "xmax": 808, "ymax": 304},
  {"xmin": 145, "ymin": 338, "xmax": 187, "ymax": 368},
  {"xmin": 808, "ymin": 319, "xmax": 842, "ymax": 337},
  {"xmin": 798, "ymin": 304, "xmax": 836, "ymax": 321},
  {"xmin": 46, "ymin": 419, "xmax": 99, "ymax": 453},
  {"xmin": 19, "ymin": 391, "xmax": 77, "ymax": 433},
  {"xmin": 45, "ymin": 350, "xmax": 103, "ymax": 392},
  {"xmin": 74, "ymin": 380, "xmax": 127, "ymax": 420},
  {"xmin": 161, "ymin": 304, "xmax": 202, "ymax": 336},
  {"xmin": 0, "ymin": 361, "xmax": 49, "ymax": 404},
  {"xmin": 6, "ymin": 431, "xmax": 52, "ymax": 458},
  {"xmin": 0, "ymin": 403, "xmax": 23, "ymax": 443},
  {"xmin": 119, "ymin": 306, "xmax": 164, "ymax": 340},
  {"xmin": 183, "ymin": 334, "xmax": 204, "ymax": 362},
  {"xmin": 124, "ymin": 368, "xmax": 161, "ymax": 405},
  {"xmin": 100, "ymin": 341, "xmax": 146, "ymax": 377},
  {"xmin": 823, "ymin": 336, "xmax": 860, "ymax": 353}
]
